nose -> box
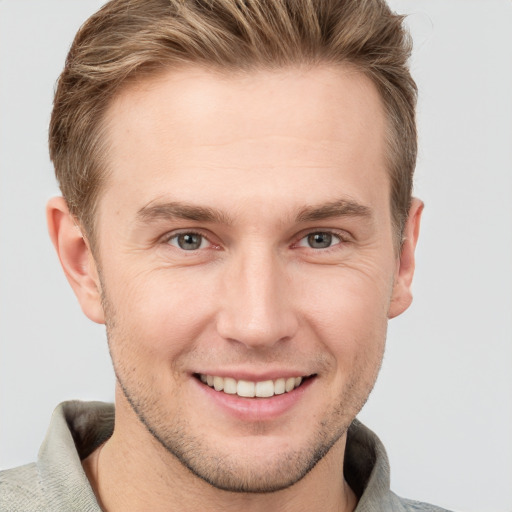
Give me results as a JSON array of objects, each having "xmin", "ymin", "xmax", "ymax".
[{"xmin": 215, "ymin": 246, "xmax": 299, "ymax": 349}]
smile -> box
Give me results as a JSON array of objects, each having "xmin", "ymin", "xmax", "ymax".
[{"xmin": 197, "ymin": 374, "xmax": 307, "ymax": 398}]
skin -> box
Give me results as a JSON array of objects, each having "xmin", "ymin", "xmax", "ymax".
[{"xmin": 48, "ymin": 64, "xmax": 422, "ymax": 512}]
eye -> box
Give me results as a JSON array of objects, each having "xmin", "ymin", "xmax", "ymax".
[
  {"xmin": 298, "ymin": 232, "xmax": 342, "ymax": 249},
  {"xmin": 167, "ymin": 232, "xmax": 209, "ymax": 251}
]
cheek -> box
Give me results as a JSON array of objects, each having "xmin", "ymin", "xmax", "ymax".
[
  {"xmin": 103, "ymin": 265, "xmax": 218, "ymax": 366},
  {"xmin": 299, "ymin": 258, "xmax": 394, "ymax": 322},
  {"xmin": 297, "ymin": 263, "xmax": 392, "ymax": 361}
]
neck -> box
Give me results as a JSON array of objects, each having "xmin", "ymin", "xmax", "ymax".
[{"xmin": 83, "ymin": 395, "xmax": 357, "ymax": 512}]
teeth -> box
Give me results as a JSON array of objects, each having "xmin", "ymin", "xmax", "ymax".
[
  {"xmin": 224, "ymin": 377, "xmax": 237, "ymax": 394},
  {"xmin": 274, "ymin": 378, "xmax": 285, "ymax": 395},
  {"xmin": 255, "ymin": 380, "xmax": 274, "ymax": 398},
  {"xmin": 285, "ymin": 377, "xmax": 295, "ymax": 392},
  {"xmin": 198, "ymin": 374, "xmax": 306, "ymax": 397},
  {"xmin": 213, "ymin": 376, "xmax": 224, "ymax": 391},
  {"xmin": 237, "ymin": 380, "xmax": 255, "ymax": 397}
]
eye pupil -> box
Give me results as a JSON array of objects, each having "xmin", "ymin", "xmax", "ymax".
[
  {"xmin": 178, "ymin": 233, "xmax": 202, "ymax": 250},
  {"xmin": 308, "ymin": 232, "xmax": 332, "ymax": 249}
]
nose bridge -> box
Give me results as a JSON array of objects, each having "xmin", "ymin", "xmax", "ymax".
[{"xmin": 216, "ymin": 242, "xmax": 298, "ymax": 348}]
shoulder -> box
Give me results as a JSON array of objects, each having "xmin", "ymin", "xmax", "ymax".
[
  {"xmin": 0, "ymin": 401, "xmax": 113, "ymax": 512},
  {"xmin": 390, "ymin": 492, "xmax": 453, "ymax": 512},
  {"xmin": 0, "ymin": 462, "xmax": 48, "ymax": 512}
]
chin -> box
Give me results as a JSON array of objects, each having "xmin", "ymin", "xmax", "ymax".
[
  {"xmin": 167, "ymin": 433, "xmax": 345, "ymax": 494},
  {"xmin": 132, "ymin": 401, "xmax": 349, "ymax": 494}
]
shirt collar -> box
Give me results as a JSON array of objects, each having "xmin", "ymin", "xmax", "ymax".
[{"xmin": 38, "ymin": 401, "xmax": 400, "ymax": 511}]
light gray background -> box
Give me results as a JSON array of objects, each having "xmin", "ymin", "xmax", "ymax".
[{"xmin": 1, "ymin": 1, "xmax": 511, "ymax": 511}]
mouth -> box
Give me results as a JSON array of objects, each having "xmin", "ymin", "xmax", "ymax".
[{"xmin": 194, "ymin": 373, "xmax": 313, "ymax": 398}]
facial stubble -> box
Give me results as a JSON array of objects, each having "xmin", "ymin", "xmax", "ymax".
[{"xmin": 99, "ymin": 279, "xmax": 385, "ymax": 494}]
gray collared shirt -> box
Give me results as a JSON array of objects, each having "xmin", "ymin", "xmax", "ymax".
[{"xmin": 0, "ymin": 401, "xmax": 451, "ymax": 511}]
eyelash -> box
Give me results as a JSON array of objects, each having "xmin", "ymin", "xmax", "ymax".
[
  {"xmin": 295, "ymin": 231, "xmax": 344, "ymax": 250},
  {"xmin": 162, "ymin": 229, "xmax": 349, "ymax": 252},
  {"xmin": 164, "ymin": 230, "xmax": 216, "ymax": 251}
]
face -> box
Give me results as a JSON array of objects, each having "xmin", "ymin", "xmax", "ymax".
[{"xmin": 86, "ymin": 65, "xmax": 412, "ymax": 492}]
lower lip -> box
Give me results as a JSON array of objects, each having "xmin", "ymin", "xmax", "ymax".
[{"xmin": 194, "ymin": 377, "xmax": 315, "ymax": 422}]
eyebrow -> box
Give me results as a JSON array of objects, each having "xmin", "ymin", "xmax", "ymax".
[
  {"xmin": 136, "ymin": 197, "xmax": 372, "ymax": 226},
  {"xmin": 136, "ymin": 201, "xmax": 233, "ymax": 225},
  {"xmin": 295, "ymin": 198, "xmax": 373, "ymax": 223}
]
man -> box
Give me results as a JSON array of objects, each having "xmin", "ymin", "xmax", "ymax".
[{"xmin": 0, "ymin": 0, "xmax": 448, "ymax": 510}]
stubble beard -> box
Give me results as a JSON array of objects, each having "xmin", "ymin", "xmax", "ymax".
[
  {"xmin": 101, "ymin": 288, "xmax": 384, "ymax": 494},
  {"xmin": 116, "ymin": 375, "xmax": 350, "ymax": 493}
]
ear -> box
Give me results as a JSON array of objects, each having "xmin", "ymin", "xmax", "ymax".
[
  {"xmin": 388, "ymin": 198, "xmax": 424, "ymax": 319},
  {"xmin": 46, "ymin": 197, "xmax": 105, "ymax": 324}
]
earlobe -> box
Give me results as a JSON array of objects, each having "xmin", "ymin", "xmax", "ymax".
[
  {"xmin": 46, "ymin": 197, "xmax": 105, "ymax": 324},
  {"xmin": 388, "ymin": 198, "xmax": 424, "ymax": 319}
]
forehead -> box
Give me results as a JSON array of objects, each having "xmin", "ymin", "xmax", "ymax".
[{"xmin": 100, "ymin": 64, "xmax": 388, "ymax": 219}]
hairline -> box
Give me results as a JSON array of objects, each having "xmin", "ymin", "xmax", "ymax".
[{"xmin": 79, "ymin": 60, "xmax": 405, "ymax": 254}]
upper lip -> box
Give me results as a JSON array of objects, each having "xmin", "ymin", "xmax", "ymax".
[{"xmin": 193, "ymin": 370, "xmax": 314, "ymax": 381}]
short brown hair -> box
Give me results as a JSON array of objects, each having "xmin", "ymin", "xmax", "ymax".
[{"xmin": 49, "ymin": 0, "xmax": 417, "ymax": 243}]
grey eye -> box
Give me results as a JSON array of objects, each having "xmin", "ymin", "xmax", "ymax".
[
  {"xmin": 298, "ymin": 232, "xmax": 341, "ymax": 249},
  {"xmin": 169, "ymin": 233, "xmax": 206, "ymax": 250},
  {"xmin": 307, "ymin": 232, "xmax": 332, "ymax": 248}
]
